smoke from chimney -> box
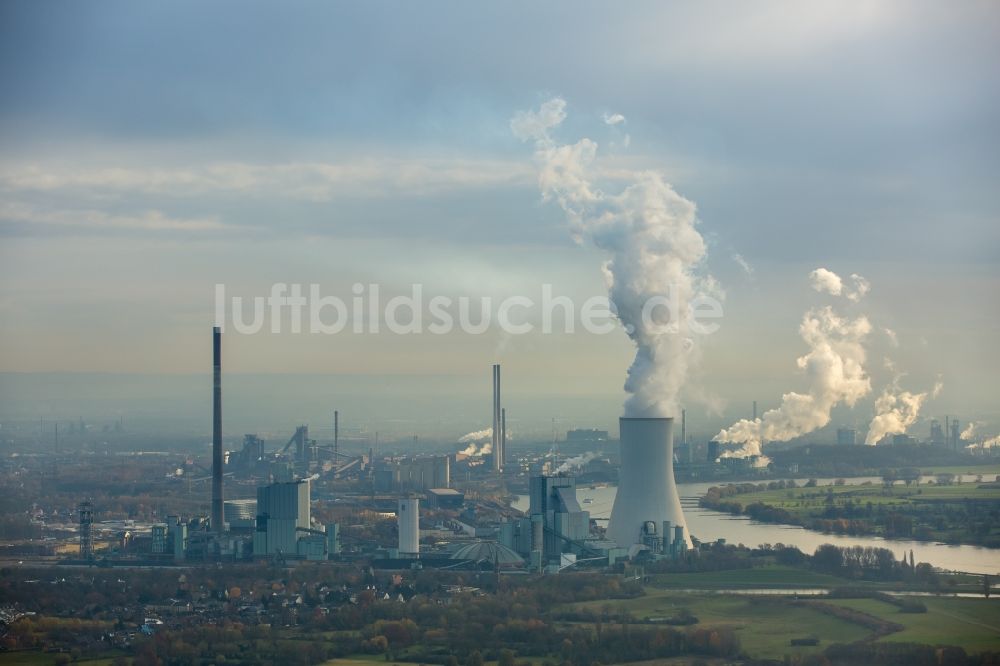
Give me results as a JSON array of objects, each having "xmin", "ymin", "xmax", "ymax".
[
  {"xmin": 458, "ymin": 428, "xmax": 494, "ymax": 456},
  {"xmin": 513, "ymin": 98, "xmax": 714, "ymax": 418},
  {"xmin": 714, "ymin": 270, "xmax": 872, "ymax": 456},
  {"xmin": 555, "ymin": 452, "xmax": 597, "ymax": 474},
  {"xmin": 864, "ymin": 379, "xmax": 943, "ymax": 445}
]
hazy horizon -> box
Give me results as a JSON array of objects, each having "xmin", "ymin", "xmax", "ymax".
[{"xmin": 1, "ymin": 1, "xmax": 997, "ymax": 445}]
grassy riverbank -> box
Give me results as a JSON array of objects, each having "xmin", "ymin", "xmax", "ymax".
[{"xmin": 702, "ymin": 479, "xmax": 1000, "ymax": 547}]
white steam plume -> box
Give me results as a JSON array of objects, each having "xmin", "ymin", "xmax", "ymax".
[
  {"xmin": 961, "ymin": 422, "xmax": 980, "ymax": 440},
  {"xmin": 555, "ymin": 452, "xmax": 597, "ymax": 474},
  {"xmin": 714, "ymin": 294, "xmax": 872, "ymax": 456},
  {"xmin": 513, "ymin": 98, "xmax": 713, "ymax": 417},
  {"xmin": 967, "ymin": 435, "xmax": 1000, "ymax": 450},
  {"xmin": 864, "ymin": 378, "xmax": 943, "ymax": 445},
  {"xmin": 458, "ymin": 428, "xmax": 493, "ymax": 456},
  {"xmin": 459, "ymin": 428, "xmax": 492, "ymax": 443},
  {"xmin": 810, "ymin": 268, "xmax": 870, "ymax": 302}
]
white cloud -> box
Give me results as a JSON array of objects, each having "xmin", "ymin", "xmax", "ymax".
[
  {"xmin": 809, "ymin": 267, "xmax": 869, "ymax": 301},
  {"xmin": 810, "ymin": 267, "xmax": 843, "ymax": 296},
  {"xmin": 847, "ymin": 273, "xmax": 870, "ymax": 302},
  {"xmin": 602, "ymin": 112, "xmax": 626, "ymax": 126},
  {"xmin": 510, "ymin": 98, "xmax": 568, "ymax": 143},
  {"xmin": 0, "ymin": 158, "xmax": 536, "ymax": 202},
  {"xmin": 883, "ymin": 327, "xmax": 899, "ymax": 347},
  {"xmin": 0, "ymin": 202, "xmax": 229, "ymax": 232},
  {"xmin": 732, "ymin": 252, "xmax": 754, "ymax": 277}
]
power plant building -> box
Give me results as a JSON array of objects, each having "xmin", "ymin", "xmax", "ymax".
[
  {"xmin": 254, "ymin": 479, "xmax": 310, "ymax": 556},
  {"xmin": 152, "ymin": 515, "xmax": 187, "ymax": 561},
  {"xmin": 374, "ymin": 456, "xmax": 450, "ymax": 492},
  {"xmin": 565, "ymin": 429, "xmax": 609, "ymax": 444},
  {"xmin": 836, "ymin": 427, "xmax": 857, "ymax": 446},
  {"xmin": 397, "ymin": 498, "xmax": 420, "ymax": 556},
  {"xmin": 501, "ymin": 475, "xmax": 590, "ymax": 565},
  {"xmin": 529, "ymin": 475, "xmax": 590, "ymax": 558},
  {"xmin": 224, "ymin": 499, "xmax": 257, "ymax": 529}
]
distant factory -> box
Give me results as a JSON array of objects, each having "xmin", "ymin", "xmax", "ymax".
[{"xmin": 80, "ymin": 330, "xmax": 708, "ymax": 570}]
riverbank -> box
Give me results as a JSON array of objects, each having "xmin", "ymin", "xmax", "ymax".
[
  {"xmin": 701, "ymin": 479, "xmax": 1000, "ymax": 548},
  {"xmin": 514, "ymin": 478, "xmax": 1000, "ymax": 573}
]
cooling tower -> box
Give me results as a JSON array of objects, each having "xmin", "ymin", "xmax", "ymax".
[{"xmin": 607, "ymin": 417, "xmax": 692, "ymax": 549}]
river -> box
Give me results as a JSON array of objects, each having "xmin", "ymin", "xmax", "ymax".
[{"xmin": 512, "ymin": 476, "xmax": 1000, "ymax": 575}]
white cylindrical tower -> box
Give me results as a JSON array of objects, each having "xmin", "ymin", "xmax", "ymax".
[
  {"xmin": 397, "ymin": 498, "xmax": 420, "ymax": 556},
  {"xmin": 607, "ymin": 417, "xmax": 692, "ymax": 549}
]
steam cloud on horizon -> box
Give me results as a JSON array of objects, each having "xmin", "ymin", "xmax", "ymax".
[
  {"xmin": 864, "ymin": 378, "xmax": 943, "ymax": 445},
  {"xmin": 457, "ymin": 427, "xmax": 493, "ymax": 456},
  {"xmin": 513, "ymin": 98, "xmax": 714, "ymax": 418},
  {"xmin": 716, "ymin": 267, "xmax": 943, "ymax": 455},
  {"xmin": 714, "ymin": 276, "xmax": 872, "ymax": 457},
  {"xmin": 555, "ymin": 452, "xmax": 598, "ymax": 474}
]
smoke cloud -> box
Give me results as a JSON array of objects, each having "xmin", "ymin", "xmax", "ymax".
[
  {"xmin": 961, "ymin": 422, "xmax": 979, "ymax": 440},
  {"xmin": 514, "ymin": 98, "xmax": 712, "ymax": 417},
  {"xmin": 714, "ymin": 294, "xmax": 872, "ymax": 456},
  {"xmin": 458, "ymin": 428, "xmax": 493, "ymax": 456},
  {"xmin": 864, "ymin": 379, "xmax": 943, "ymax": 445},
  {"xmin": 459, "ymin": 428, "xmax": 492, "ymax": 443},
  {"xmin": 967, "ymin": 435, "xmax": 1000, "ymax": 450},
  {"xmin": 555, "ymin": 452, "xmax": 597, "ymax": 474}
]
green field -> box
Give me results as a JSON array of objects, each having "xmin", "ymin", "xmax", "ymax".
[
  {"xmin": 825, "ymin": 596, "xmax": 1000, "ymax": 653},
  {"xmin": 565, "ymin": 584, "xmax": 1000, "ymax": 660},
  {"xmin": 923, "ymin": 464, "xmax": 1000, "ymax": 477},
  {"xmin": 567, "ymin": 589, "xmax": 870, "ymax": 659},
  {"xmin": 649, "ymin": 565, "xmax": 859, "ymax": 590},
  {"xmin": 733, "ymin": 480, "xmax": 1000, "ymax": 516}
]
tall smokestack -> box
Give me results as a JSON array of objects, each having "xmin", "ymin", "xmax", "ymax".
[
  {"xmin": 607, "ymin": 417, "xmax": 691, "ymax": 549},
  {"xmin": 682, "ymin": 409, "xmax": 690, "ymax": 464},
  {"xmin": 212, "ymin": 326, "xmax": 224, "ymax": 535},
  {"xmin": 491, "ymin": 365, "xmax": 497, "ymax": 469},
  {"xmin": 492, "ymin": 364, "xmax": 502, "ymax": 473},
  {"xmin": 334, "ymin": 410, "xmax": 339, "ymax": 462},
  {"xmin": 501, "ymin": 407, "xmax": 506, "ymax": 469},
  {"xmin": 753, "ymin": 400, "xmax": 757, "ymax": 421}
]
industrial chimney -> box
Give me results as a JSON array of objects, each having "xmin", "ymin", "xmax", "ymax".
[
  {"xmin": 212, "ymin": 326, "xmax": 225, "ymax": 534},
  {"xmin": 492, "ymin": 364, "xmax": 503, "ymax": 473},
  {"xmin": 607, "ymin": 417, "xmax": 692, "ymax": 549}
]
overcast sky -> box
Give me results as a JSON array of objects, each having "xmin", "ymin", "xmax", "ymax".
[{"xmin": 0, "ymin": 1, "xmax": 997, "ymax": 439}]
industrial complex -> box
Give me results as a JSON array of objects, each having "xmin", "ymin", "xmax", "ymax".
[{"xmin": 27, "ymin": 327, "xmax": 987, "ymax": 575}]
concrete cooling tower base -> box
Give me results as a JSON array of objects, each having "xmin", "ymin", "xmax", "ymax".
[{"xmin": 607, "ymin": 416, "xmax": 692, "ymax": 549}]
